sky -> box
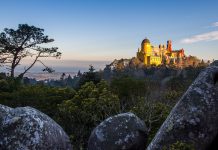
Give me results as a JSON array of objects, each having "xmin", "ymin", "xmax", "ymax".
[{"xmin": 0, "ymin": 0, "xmax": 218, "ymax": 64}]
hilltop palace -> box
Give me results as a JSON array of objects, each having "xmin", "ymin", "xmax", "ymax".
[{"xmin": 137, "ymin": 38, "xmax": 185, "ymax": 66}]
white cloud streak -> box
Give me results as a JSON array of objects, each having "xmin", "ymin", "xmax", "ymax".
[
  {"xmin": 212, "ymin": 22, "xmax": 218, "ymax": 27},
  {"xmin": 181, "ymin": 31, "xmax": 218, "ymax": 44}
]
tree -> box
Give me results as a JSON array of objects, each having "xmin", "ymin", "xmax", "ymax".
[
  {"xmin": 60, "ymin": 73, "xmax": 66, "ymax": 80},
  {"xmin": 131, "ymin": 100, "xmax": 170, "ymax": 143},
  {"xmin": 0, "ymin": 24, "xmax": 61, "ymax": 77},
  {"xmin": 0, "ymin": 81, "xmax": 76, "ymax": 117},
  {"xmin": 88, "ymin": 65, "xmax": 95, "ymax": 72},
  {"xmin": 77, "ymin": 70, "xmax": 82, "ymax": 77},
  {"xmin": 57, "ymin": 81, "xmax": 120, "ymax": 148},
  {"xmin": 78, "ymin": 65, "xmax": 101, "ymax": 87},
  {"xmin": 110, "ymin": 76, "xmax": 150, "ymax": 111}
]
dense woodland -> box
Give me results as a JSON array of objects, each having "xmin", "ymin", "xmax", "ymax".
[{"xmin": 0, "ymin": 65, "xmax": 206, "ymax": 149}]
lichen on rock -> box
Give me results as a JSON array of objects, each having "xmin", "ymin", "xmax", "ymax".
[
  {"xmin": 0, "ymin": 104, "xmax": 73, "ymax": 150},
  {"xmin": 88, "ymin": 112, "xmax": 148, "ymax": 150}
]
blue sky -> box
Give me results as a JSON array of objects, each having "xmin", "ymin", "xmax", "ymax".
[{"xmin": 0, "ymin": 0, "xmax": 218, "ymax": 62}]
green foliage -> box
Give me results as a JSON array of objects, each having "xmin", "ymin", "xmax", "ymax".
[
  {"xmin": 78, "ymin": 66, "xmax": 101, "ymax": 88},
  {"xmin": 162, "ymin": 90, "xmax": 183, "ymax": 106},
  {"xmin": 57, "ymin": 81, "xmax": 120, "ymax": 149},
  {"xmin": 131, "ymin": 98, "xmax": 171, "ymax": 143},
  {"xmin": 163, "ymin": 141, "xmax": 195, "ymax": 150},
  {"xmin": 0, "ymin": 80, "xmax": 75, "ymax": 117},
  {"xmin": 0, "ymin": 72, "xmax": 6, "ymax": 79},
  {"xmin": 111, "ymin": 76, "xmax": 153, "ymax": 111},
  {"xmin": 0, "ymin": 79, "xmax": 9, "ymax": 91},
  {"xmin": 0, "ymin": 77, "xmax": 22, "ymax": 92}
]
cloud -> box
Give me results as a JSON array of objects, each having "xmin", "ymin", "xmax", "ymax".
[
  {"xmin": 181, "ymin": 31, "xmax": 218, "ymax": 44},
  {"xmin": 212, "ymin": 22, "xmax": 218, "ymax": 27}
]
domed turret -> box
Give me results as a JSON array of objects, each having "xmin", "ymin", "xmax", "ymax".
[
  {"xmin": 141, "ymin": 38, "xmax": 150, "ymax": 44},
  {"xmin": 141, "ymin": 38, "xmax": 152, "ymax": 54}
]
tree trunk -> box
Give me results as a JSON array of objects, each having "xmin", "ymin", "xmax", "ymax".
[
  {"xmin": 10, "ymin": 50, "xmax": 19, "ymax": 78},
  {"xmin": 10, "ymin": 65, "xmax": 15, "ymax": 77}
]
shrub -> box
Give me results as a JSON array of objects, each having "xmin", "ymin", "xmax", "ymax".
[{"xmin": 57, "ymin": 81, "xmax": 120, "ymax": 149}]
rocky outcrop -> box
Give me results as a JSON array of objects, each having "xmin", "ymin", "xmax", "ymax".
[
  {"xmin": 147, "ymin": 61, "xmax": 218, "ymax": 150},
  {"xmin": 88, "ymin": 112, "xmax": 147, "ymax": 150},
  {"xmin": 0, "ymin": 104, "xmax": 73, "ymax": 150}
]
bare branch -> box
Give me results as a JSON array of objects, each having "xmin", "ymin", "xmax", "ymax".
[{"xmin": 18, "ymin": 52, "xmax": 42, "ymax": 77}]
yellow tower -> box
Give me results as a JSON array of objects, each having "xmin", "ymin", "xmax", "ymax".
[
  {"xmin": 136, "ymin": 38, "xmax": 162, "ymax": 66},
  {"xmin": 141, "ymin": 38, "xmax": 152, "ymax": 65}
]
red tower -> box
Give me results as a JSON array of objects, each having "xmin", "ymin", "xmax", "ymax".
[
  {"xmin": 180, "ymin": 48, "xmax": 185, "ymax": 57},
  {"xmin": 167, "ymin": 40, "xmax": 172, "ymax": 52}
]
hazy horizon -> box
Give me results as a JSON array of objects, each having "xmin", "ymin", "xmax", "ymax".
[
  {"xmin": 0, "ymin": 57, "xmax": 214, "ymax": 75},
  {"xmin": 1, "ymin": 59, "xmax": 111, "ymax": 74}
]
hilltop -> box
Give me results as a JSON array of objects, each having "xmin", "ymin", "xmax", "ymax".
[{"xmin": 106, "ymin": 38, "xmax": 210, "ymax": 71}]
